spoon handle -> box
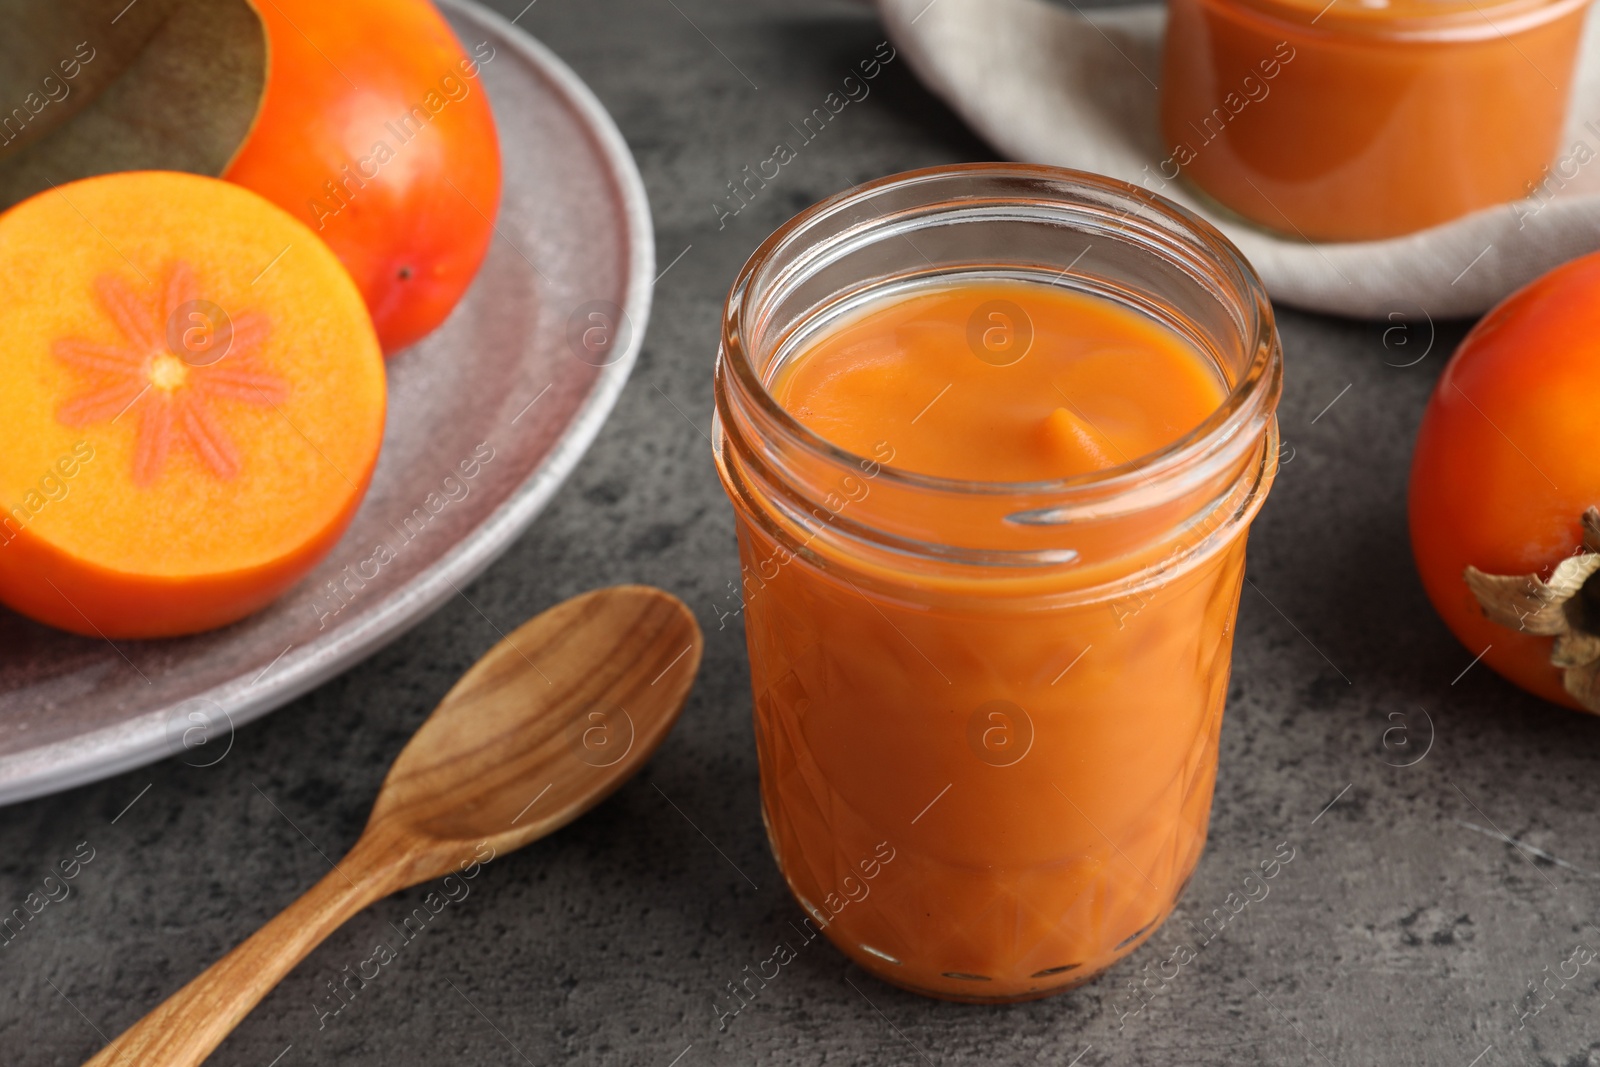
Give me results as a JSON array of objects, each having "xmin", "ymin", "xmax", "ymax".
[{"xmin": 80, "ymin": 843, "xmax": 388, "ymax": 1067}]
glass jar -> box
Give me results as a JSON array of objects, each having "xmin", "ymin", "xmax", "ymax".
[
  {"xmin": 1159, "ymin": 0, "xmax": 1591, "ymax": 241},
  {"xmin": 712, "ymin": 164, "xmax": 1282, "ymax": 1002}
]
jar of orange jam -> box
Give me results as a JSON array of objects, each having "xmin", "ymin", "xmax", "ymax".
[
  {"xmin": 1160, "ymin": 0, "xmax": 1591, "ymax": 240},
  {"xmin": 712, "ymin": 165, "xmax": 1283, "ymax": 1001}
]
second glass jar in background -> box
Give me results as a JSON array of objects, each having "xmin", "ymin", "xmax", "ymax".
[
  {"xmin": 713, "ymin": 165, "xmax": 1283, "ymax": 1001},
  {"xmin": 1160, "ymin": 0, "xmax": 1592, "ymax": 241}
]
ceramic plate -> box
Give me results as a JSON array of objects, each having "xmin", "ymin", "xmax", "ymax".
[{"xmin": 0, "ymin": 0, "xmax": 654, "ymax": 805}]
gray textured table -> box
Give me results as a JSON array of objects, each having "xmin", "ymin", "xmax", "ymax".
[{"xmin": 6, "ymin": 2, "xmax": 1597, "ymax": 1064}]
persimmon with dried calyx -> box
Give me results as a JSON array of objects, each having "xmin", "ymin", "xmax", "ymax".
[
  {"xmin": 0, "ymin": 170, "xmax": 386, "ymax": 639},
  {"xmin": 1408, "ymin": 251, "xmax": 1600, "ymax": 713},
  {"xmin": 223, "ymin": 0, "xmax": 502, "ymax": 354}
]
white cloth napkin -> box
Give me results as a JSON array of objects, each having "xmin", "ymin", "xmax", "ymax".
[{"xmin": 878, "ymin": 0, "xmax": 1600, "ymax": 319}]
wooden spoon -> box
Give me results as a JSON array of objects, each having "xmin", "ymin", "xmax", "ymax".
[{"xmin": 83, "ymin": 585, "xmax": 702, "ymax": 1067}]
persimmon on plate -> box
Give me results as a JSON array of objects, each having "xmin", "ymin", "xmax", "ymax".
[
  {"xmin": 0, "ymin": 0, "xmax": 651, "ymax": 805},
  {"xmin": 0, "ymin": 0, "xmax": 501, "ymax": 354},
  {"xmin": 225, "ymin": 0, "xmax": 502, "ymax": 353},
  {"xmin": 1409, "ymin": 251, "xmax": 1600, "ymax": 713},
  {"xmin": 0, "ymin": 171, "xmax": 386, "ymax": 638}
]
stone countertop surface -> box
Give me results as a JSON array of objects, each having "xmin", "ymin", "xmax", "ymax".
[{"xmin": 6, "ymin": 2, "xmax": 1598, "ymax": 1065}]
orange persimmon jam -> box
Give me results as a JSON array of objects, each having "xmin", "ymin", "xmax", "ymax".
[
  {"xmin": 713, "ymin": 166, "xmax": 1283, "ymax": 1001},
  {"xmin": 1159, "ymin": 0, "xmax": 1591, "ymax": 241},
  {"xmin": 775, "ymin": 284, "xmax": 1226, "ymax": 482}
]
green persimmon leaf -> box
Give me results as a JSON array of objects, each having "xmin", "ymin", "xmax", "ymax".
[{"xmin": 0, "ymin": 0, "xmax": 265, "ymax": 210}]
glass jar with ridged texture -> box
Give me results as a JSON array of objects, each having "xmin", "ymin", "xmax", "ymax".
[{"xmin": 713, "ymin": 164, "xmax": 1282, "ymax": 1002}]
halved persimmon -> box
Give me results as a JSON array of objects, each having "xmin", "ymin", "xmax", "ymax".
[{"xmin": 0, "ymin": 170, "xmax": 385, "ymax": 638}]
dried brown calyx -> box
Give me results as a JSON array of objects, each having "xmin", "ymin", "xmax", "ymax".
[{"xmin": 1465, "ymin": 507, "xmax": 1600, "ymax": 712}]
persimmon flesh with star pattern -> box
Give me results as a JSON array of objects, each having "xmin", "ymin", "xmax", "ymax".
[{"xmin": 0, "ymin": 171, "xmax": 385, "ymax": 638}]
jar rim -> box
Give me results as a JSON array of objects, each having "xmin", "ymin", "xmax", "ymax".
[{"xmin": 720, "ymin": 163, "xmax": 1280, "ymax": 504}]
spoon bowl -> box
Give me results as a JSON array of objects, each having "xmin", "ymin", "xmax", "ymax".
[
  {"xmin": 371, "ymin": 584, "xmax": 701, "ymax": 862},
  {"xmin": 83, "ymin": 585, "xmax": 702, "ymax": 1067}
]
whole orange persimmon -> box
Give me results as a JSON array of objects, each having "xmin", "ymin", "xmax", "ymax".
[
  {"xmin": 226, "ymin": 0, "xmax": 502, "ymax": 354},
  {"xmin": 1409, "ymin": 252, "xmax": 1600, "ymax": 713}
]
